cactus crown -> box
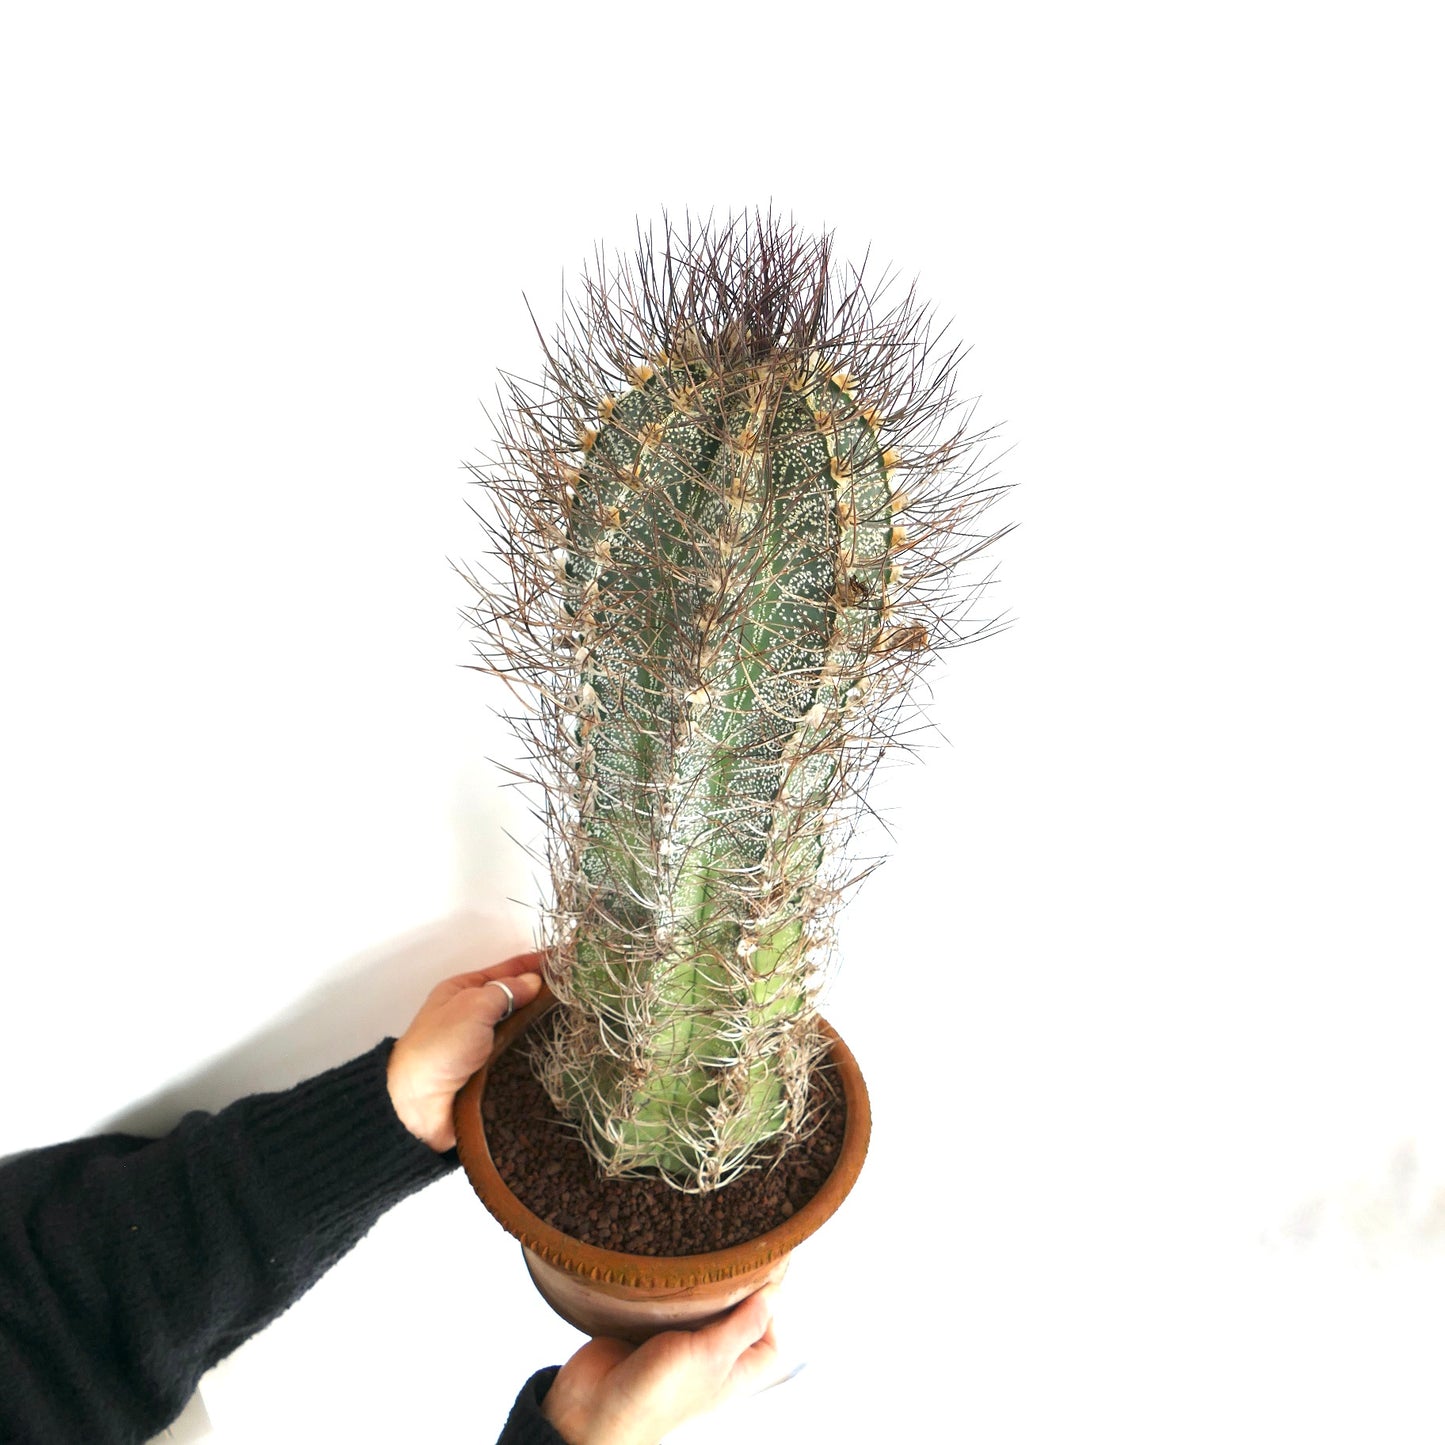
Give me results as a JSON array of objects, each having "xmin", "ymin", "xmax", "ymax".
[{"xmin": 461, "ymin": 211, "xmax": 1009, "ymax": 1192}]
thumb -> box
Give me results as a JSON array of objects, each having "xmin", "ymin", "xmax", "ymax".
[{"xmin": 706, "ymin": 1284, "xmax": 778, "ymax": 1361}]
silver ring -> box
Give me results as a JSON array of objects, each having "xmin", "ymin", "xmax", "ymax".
[{"xmin": 487, "ymin": 980, "xmax": 516, "ymax": 1021}]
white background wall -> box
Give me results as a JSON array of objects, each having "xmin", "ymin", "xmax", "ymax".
[{"xmin": 2, "ymin": 3, "xmax": 1442, "ymax": 1440}]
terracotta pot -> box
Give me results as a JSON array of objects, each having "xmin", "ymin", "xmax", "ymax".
[{"xmin": 454, "ymin": 983, "xmax": 871, "ymax": 1344}]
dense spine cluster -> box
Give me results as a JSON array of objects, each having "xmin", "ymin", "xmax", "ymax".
[{"xmin": 462, "ymin": 213, "xmax": 1007, "ymax": 1191}]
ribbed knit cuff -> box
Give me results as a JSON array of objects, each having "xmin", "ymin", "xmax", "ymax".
[
  {"xmin": 496, "ymin": 1366, "xmax": 566, "ymax": 1444},
  {"xmin": 240, "ymin": 1038, "xmax": 458, "ymax": 1243}
]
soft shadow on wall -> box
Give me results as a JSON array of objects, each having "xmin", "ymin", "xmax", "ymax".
[
  {"xmin": 94, "ymin": 906, "xmax": 535, "ymax": 1141},
  {"xmin": 96, "ymin": 738, "xmax": 541, "ymax": 1141}
]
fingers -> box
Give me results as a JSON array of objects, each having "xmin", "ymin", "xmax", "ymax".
[
  {"xmin": 468, "ymin": 971, "xmax": 545, "ymax": 1029},
  {"xmin": 482, "ymin": 948, "xmax": 549, "ymax": 980},
  {"xmin": 429, "ymin": 950, "xmax": 548, "ymax": 1003},
  {"xmin": 725, "ymin": 1330, "xmax": 787, "ymax": 1398},
  {"xmin": 701, "ymin": 1283, "xmax": 778, "ymax": 1364}
]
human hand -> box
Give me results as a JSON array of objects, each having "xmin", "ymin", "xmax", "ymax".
[
  {"xmin": 386, "ymin": 949, "xmax": 546, "ymax": 1152},
  {"xmin": 541, "ymin": 1284, "xmax": 786, "ymax": 1445}
]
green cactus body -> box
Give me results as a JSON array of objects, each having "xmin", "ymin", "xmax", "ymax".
[
  {"xmin": 554, "ymin": 357, "xmax": 897, "ymax": 1184},
  {"xmin": 464, "ymin": 215, "xmax": 1005, "ymax": 1193}
]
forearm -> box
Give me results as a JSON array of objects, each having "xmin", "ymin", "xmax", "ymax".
[
  {"xmin": 0, "ymin": 1039, "xmax": 456, "ymax": 1443},
  {"xmin": 498, "ymin": 1366, "xmax": 568, "ymax": 1444}
]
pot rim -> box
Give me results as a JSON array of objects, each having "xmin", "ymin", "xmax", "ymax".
[{"xmin": 454, "ymin": 983, "xmax": 871, "ymax": 1290}]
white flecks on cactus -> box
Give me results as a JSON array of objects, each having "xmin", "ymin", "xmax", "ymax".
[{"xmin": 462, "ymin": 211, "xmax": 1009, "ymax": 1192}]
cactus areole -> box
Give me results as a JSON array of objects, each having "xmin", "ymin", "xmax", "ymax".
[{"xmin": 462, "ymin": 212, "xmax": 1007, "ymax": 1194}]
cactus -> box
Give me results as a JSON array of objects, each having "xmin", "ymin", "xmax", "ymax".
[{"xmin": 461, "ymin": 212, "xmax": 1008, "ymax": 1192}]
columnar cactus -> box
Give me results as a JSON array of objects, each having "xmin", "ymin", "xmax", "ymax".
[{"xmin": 462, "ymin": 212, "xmax": 1007, "ymax": 1192}]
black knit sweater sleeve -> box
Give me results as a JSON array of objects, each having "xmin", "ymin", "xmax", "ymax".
[{"xmin": 0, "ymin": 1039, "xmax": 567, "ymax": 1445}]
